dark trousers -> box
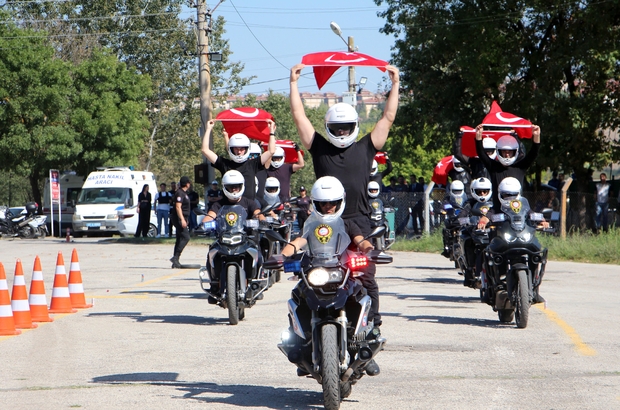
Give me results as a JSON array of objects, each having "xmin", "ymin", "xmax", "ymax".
[
  {"xmin": 135, "ymin": 209, "xmax": 151, "ymax": 237},
  {"xmin": 173, "ymin": 221, "xmax": 190, "ymax": 258},
  {"xmin": 297, "ymin": 210, "xmax": 309, "ymax": 232},
  {"xmin": 344, "ymin": 214, "xmax": 381, "ymax": 326}
]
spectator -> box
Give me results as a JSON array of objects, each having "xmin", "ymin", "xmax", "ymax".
[
  {"xmin": 548, "ymin": 171, "xmax": 560, "ymax": 189},
  {"xmin": 384, "ymin": 176, "xmax": 398, "ymax": 193},
  {"xmin": 168, "ymin": 181, "xmax": 177, "ymax": 237},
  {"xmin": 595, "ymin": 172, "xmax": 612, "ymax": 233},
  {"xmin": 408, "ymin": 174, "xmax": 417, "ymax": 192},
  {"xmin": 135, "ymin": 184, "xmax": 152, "ymax": 238},
  {"xmin": 154, "ymin": 183, "xmax": 172, "ymax": 237},
  {"xmin": 206, "ymin": 180, "xmax": 222, "ymax": 211},
  {"xmin": 187, "ymin": 184, "xmax": 200, "ymax": 232},
  {"xmin": 396, "ymin": 175, "xmax": 408, "ymax": 192},
  {"xmin": 296, "ymin": 186, "xmax": 311, "ymax": 232}
]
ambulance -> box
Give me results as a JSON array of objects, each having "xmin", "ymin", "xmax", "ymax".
[{"xmin": 72, "ymin": 167, "xmax": 158, "ymax": 237}]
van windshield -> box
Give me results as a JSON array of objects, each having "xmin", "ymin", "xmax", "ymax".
[{"xmin": 77, "ymin": 188, "xmax": 132, "ymax": 205}]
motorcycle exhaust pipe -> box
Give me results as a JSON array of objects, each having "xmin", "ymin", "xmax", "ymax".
[
  {"xmin": 341, "ymin": 346, "xmax": 376, "ymax": 382},
  {"xmin": 358, "ymin": 346, "xmax": 373, "ymax": 361}
]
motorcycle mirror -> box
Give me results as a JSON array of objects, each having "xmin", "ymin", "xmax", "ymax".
[
  {"xmin": 264, "ymin": 229, "xmax": 287, "ymax": 243},
  {"xmin": 194, "ymin": 207, "xmax": 206, "ymax": 216},
  {"xmin": 261, "ymin": 204, "xmax": 274, "ymax": 214},
  {"xmin": 289, "ymin": 197, "xmax": 298, "ymax": 204},
  {"xmin": 389, "ymin": 197, "xmax": 396, "ymax": 204},
  {"xmin": 363, "ymin": 226, "xmax": 386, "ymax": 241},
  {"xmin": 366, "ymin": 249, "xmax": 393, "ymax": 264}
]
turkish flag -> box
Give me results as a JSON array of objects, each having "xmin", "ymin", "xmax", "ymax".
[
  {"xmin": 459, "ymin": 125, "xmax": 505, "ymax": 158},
  {"xmin": 301, "ymin": 51, "xmax": 388, "ymax": 89},
  {"xmin": 481, "ymin": 101, "xmax": 533, "ymax": 139},
  {"xmin": 261, "ymin": 140, "xmax": 305, "ymax": 164},
  {"xmin": 215, "ymin": 107, "xmax": 275, "ymax": 142},
  {"xmin": 432, "ymin": 156, "xmax": 454, "ymax": 186},
  {"xmin": 374, "ymin": 152, "xmax": 388, "ymax": 165}
]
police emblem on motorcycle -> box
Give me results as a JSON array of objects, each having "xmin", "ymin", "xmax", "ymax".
[
  {"xmin": 510, "ymin": 200, "xmax": 522, "ymax": 213},
  {"xmin": 225, "ymin": 212, "xmax": 238, "ymax": 226},
  {"xmin": 314, "ymin": 224, "xmax": 333, "ymax": 244},
  {"xmin": 480, "ymin": 206, "xmax": 489, "ymax": 215},
  {"xmin": 371, "ymin": 201, "xmax": 379, "ymax": 209}
]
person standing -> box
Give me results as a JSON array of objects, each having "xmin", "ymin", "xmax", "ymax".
[
  {"xmin": 135, "ymin": 184, "xmax": 152, "ymax": 238},
  {"xmin": 595, "ymin": 172, "xmax": 612, "ymax": 234},
  {"xmin": 154, "ymin": 183, "xmax": 172, "ymax": 238},
  {"xmin": 296, "ymin": 186, "xmax": 311, "ymax": 232},
  {"xmin": 206, "ymin": 180, "xmax": 222, "ymax": 211},
  {"xmin": 188, "ymin": 183, "xmax": 200, "ymax": 232},
  {"xmin": 168, "ymin": 181, "xmax": 177, "ymax": 237},
  {"xmin": 290, "ymin": 62, "xmax": 400, "ymax": 376},
  {"xmin": 170, "ymin": 176, "xmax": 191, "ymax": 269}
]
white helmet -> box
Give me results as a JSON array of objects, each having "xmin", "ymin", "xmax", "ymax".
[
  {"xmin": 228, "ymin": 133, "xmax": 251, "ymax": 163},
  {"xmin": 449, "ymin": 180, "xmax": 466, "ymax": 207},
  {"xmin": 270, "ymin": 146, "xmax": 285, "ymax": 169},
  {"xmin": 498, "ymin": 177, "xmax": 522, "ymax": 208},
  {"xmin": 222, "ymin": 170, "xmax": 245, "ymax": 201},
  {"xmin": 482, "ymin": 138, "xmax": 497, "ymax": 160},
  {"xmin": 310, "ymin": 176, "xmax": 346, "ymax": 222},
  {"xmin": 496, "ymin": 135, "xmax": 519, "ymax": 166},
  {"xmin": 324, "ymin": 103, "xmax": 359, "ymax": 148},
  {"xmin": 452, "ymin": 156, "xmax": 464, "ymax": 172},
  {"xmin": 249, "ymin": 142, "xmax": 262, "ymax": 160},
  {"xmin": 264, "ymin": 177, "xmax": 280, "ymax": 204},
  {"xmin": 370, "ymin": 160, "xmax": 378, "ymax": 176},
  {"xmin": 470, "ymin": 177, "xmax": 492, "ymax": 203},
  {"xmin": 367, "ymin": 181, "xmax": 381, "ymax": 198}
]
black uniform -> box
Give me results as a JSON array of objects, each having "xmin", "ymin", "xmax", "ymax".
[
  {"xmin": 171, "ymin": 188, "xmax": 191, "ymax": 260},
  {"xmin": 213, "ymin": 156, "xmax": 265, "ymax": 200},
  {"xmin": 209, "ymin": 196, "xmax": 260, "ymax": 216},
  {"xmin": 453, "ymin": 134, "xmax": 490, "ymax": 180},
  {"xmin": 135, "ymin": 191, "xmax": 152, "ymax": 238},
  {"xmin": 309, "ymin": 132, "xmax": 382, "ymax": 326}
]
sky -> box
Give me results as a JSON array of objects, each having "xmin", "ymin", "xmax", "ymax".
[{"xmin": 179, "ymin": 0, "xmax": 398, "ymax": 96}]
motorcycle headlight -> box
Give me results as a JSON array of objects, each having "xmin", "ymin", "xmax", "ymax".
[
  {"xmin": 307, "ymin": 268, "xmax": 343, "ymax": 286},
  {"xmin": 503, "ymin": 232, "xmax": 517, "ymax": 242},
  {"xmin": 519, "ymin": 232, "xmax": 532, "ymax": 242},
  {"xmin": 221, "ymin": 234, "xmax": 243, "ymax": 245}
]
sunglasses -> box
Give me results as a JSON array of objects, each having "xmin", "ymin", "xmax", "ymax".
[{"xmin": 317, "ymin": 200, "xmax": 339, "ymax": 207}]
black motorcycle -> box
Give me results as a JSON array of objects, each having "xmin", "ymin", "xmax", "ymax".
[
  {"xmin": 197, "ymin": 205, "xmax": 267, "ymax": 325},
  {"xmin": 441, "ymin": 202, "xmax": 464, "ymax": 264},
  {"xmin": 483, "ymin": 197, "xmax": 548, "ymax": 328},
  {"xmin": 454, "ymin": 201, "xmax": 493, "ymax": 289},
  {"xmin": 368, "ymin": 196, "xmax": 395, "ymax": 251},
  {"xmin": 264, "ymin": 218, "xmax": 391, "ymax": 410},
  {"xmin": 0, "ymin": 202, "xmax": 43, "ymax": 239}
]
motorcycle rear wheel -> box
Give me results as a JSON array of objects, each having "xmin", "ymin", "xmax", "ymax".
[
  {"xmin": 18, "ymin": 226, "xmax": 35, "ymax": 239},
  {"xmin": 515, "ymin": 270, "xmax": 530, "ymax": 329},
  {"xmin": 226, "ymin": 265, "xmax": 240, "ymax": 325},
  {"xmin": 321, "ymin": 324, "xmax": 341, "ymax": 410}
]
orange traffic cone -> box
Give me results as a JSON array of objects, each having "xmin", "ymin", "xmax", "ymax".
[
  {"xmin": 11, "ymin": 260, "xmax": 38, "ymax": 329},
  {"xmin": 0, "ymin": 263, "xmax": 21, "ymax": 336},
  {"xmin": 68, "ymin": 249, "xmax": 92, "ymax": 309},
  {"xmin": 48, "ymin": 252, "xmax": 77, "ymax": 314},
  {"xmin": 29, "ymin": 256, "xmax": 53, "ymax": 322}
]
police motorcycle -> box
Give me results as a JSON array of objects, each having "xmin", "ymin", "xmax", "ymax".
[
  {"xmin": 481, "ymin": 178, "xmax": 548, "ymax": 329},
  {"xmin": 367, "ymin": 181, "xmax": 395, "ymax": 251},
  {"xmin": 264, "ymin": 219, "xmax": 391, "ymax": 410},
  {"xmin": 0, "ymin": 202, "xmax": 47, "ymax": 239},
  {"xmin": 441, "ymin": 180, "xmax": 467, "ymax": 264},
  {"xmin": 196, "ymin": 203, "xmax": 270, "ymax": 325},
  {"xmin": 454, "ymin": 178, "xmax": 493, "ymax": 289}
]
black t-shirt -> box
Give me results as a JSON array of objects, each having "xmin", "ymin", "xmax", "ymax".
[
  {"xmin": 213, "ymin": 156, "xmax": 265, "ymax": 200},
  {"xmin": 209, "ymin": 196, "xmax": 260, "ymax": 217},
  {"xmin": 267, "ymin": 163, "xmax": 294, "ymax": 203},
  {"xmin": 309, "ymin": 132, "xmax": 377, "ymax": 218},
  {"xmin": 188, "ymin": 190, "xmax": 199, "ymax": 210},
  {"xmin": 138, "ymin": 192, "xmax": 152, "ymax": 211},
  {"xmin": 171, "ymin": 188, "xmax": 191, "ymax": 222},
  {"xmin": 297, "ymin": 195, "xmax": 310, "ymax": 212}
]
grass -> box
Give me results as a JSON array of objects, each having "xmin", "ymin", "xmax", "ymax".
[{"xmin": 389, "ymin": 229, "xmax": 620, "ymax": 265}]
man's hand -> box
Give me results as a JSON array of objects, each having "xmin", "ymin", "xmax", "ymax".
[
  {"xmin": 532, "ymin": 125, "xmax": 541, "ymax": 143},
  {"xmin": 386, "ymin": 65, "xmax": 399, "ymax": 85},
  {"xmin": 266, "ymin": 119, "xmax": 276, "ymax": 134},
  {"xmin": 477, "ymin": 215, "xmax": 489, "ymax": 230},
  {"xmin": 475, "ymin": 124, "xmax": 484, "ymax": 141},
  {"xmin": 293, "ymin": 142, "xmax": 300, "ymax": 151},
  {"xmin": 290, "ymin": 64, "xmax": 305, "ymax": 83}
]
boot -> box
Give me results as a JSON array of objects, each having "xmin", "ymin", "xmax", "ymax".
[
  {"xmin": 170, "ymin": 254, "xmax": 182, "ymax": 269},
  {"xmin": 532, "ymin": 287, "xmax": 545, "ymax": 304}
]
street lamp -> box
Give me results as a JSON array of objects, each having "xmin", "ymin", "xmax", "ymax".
[
  {"xmin": 329, "ymin": 21, "xmax": 356, "ymax": 100},
  {"xmin": 358, "ymin": 77, "xmax": 367, "ymax": 94}
]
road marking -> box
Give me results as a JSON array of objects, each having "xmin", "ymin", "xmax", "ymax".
[{"xmin": 535, "ymin": 305, "xmax": 597, "ymax": 356}]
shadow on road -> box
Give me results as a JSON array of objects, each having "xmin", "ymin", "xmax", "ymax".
[
  {"xmin": 120, "ymin": 289, "xmax": 207, "ymax": 300},
  {"xmin": 382, "ymin": 311, "xmax": 511, "ymax": 328},
  {"xmin": 382, "ymin": 291, "xmax": 480, "ymax": 304},
  {"xmin": 92, "ymin": 372, "xmax": 327, "ymax": 408},
  {"xmin": 394, "ymin": 265, "xmax": 455, "ymax": 271},
  {"xmin": 87, "ymin": 311, "xmax": 229, "ymax": 326}
]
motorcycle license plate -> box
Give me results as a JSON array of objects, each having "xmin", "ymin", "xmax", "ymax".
[{"xmin": 86, "ymin": 222, "xmax": 101, "ymax": 228}]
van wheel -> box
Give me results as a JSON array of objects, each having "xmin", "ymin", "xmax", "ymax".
[{"xmin": 147, "ymin": 224, "xmax": 157, "ymax": 238}]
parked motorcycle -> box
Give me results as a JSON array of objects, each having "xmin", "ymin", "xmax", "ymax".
[
  {"xmin": 482, "ymin": 197, "xmax": 548, "ymax": 328},
  {"xmin": 0, "ymin": 202, "xmax": 46, "ymax": 239},
  {"xmin": 264, "ymin": 220, "xmax": 391, "ymax": 410},
  {"xmin": 196, "ymin": 205, "xmax": 268, "ymax": 325},
  {"xmin": 368, "ymin": 196, "xmax": 395, "ymax": 251}
]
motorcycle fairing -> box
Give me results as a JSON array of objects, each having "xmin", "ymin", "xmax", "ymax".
[{"xmin": 301, "ymin": 216, "xmax": 351, "ymax": 264}]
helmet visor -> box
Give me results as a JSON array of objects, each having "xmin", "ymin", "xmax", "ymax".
[
  {"xmin": 271, "ymin": 156, "xmax": 284, "ymax": 162},
  {"xmin": 369, "ymin": 189, "xmax": 379, "ymax": 194},
  {"xmin": 225, "ymin": 183, "xmax": 243, "ymax": 193},
  {"xmin": 500, "ymin": 191, "xmax": 519, "ymax": 200},
  {"xmin": 499, "ymin": 149, "xmax": 516, "ymax": 158},
  {"xmin": 484, "ymin": 149, "xmax": 496, "ymax": 156},
  {"xmin": 266, "ymin": 187, "xmax": 279, "ymax": 193},
  {"xmin": 475, "ymin": 189, "xmax": 490, "ymax": 197},
  {"xmin": 327, "ymin": 122, "xmax": 356, "ymax": 136}
]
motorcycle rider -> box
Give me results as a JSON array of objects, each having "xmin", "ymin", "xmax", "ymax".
[
  {"xmin": 441, "ymin": 180, "xmax": 467, "ymax": 259},
  {"xmin": 367, "ymin": 181, "xmax": 391, "ymax": 246},
  {"xmin": 266, "ymin": 145, "xmax": 305, "ymax": 203},
  {"xmin": 453, "ymin": 131, "xmax": 496, "ymax": 179},
  {"xmin": 477, "ymin": 177, "xmax": 549, "ymax": 303},
  {"xmin": 449, "ymin": 156, "xmax": 472, "ymax": 199},
  {"xmin": 370, "ymin": 155, "xmax": 393, "ymax": 190}
]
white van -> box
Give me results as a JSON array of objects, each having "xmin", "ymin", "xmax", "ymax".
[
  {"xmin": 43, "ymin": 171, "xmax": 85, "ymax": 235},
  {"xmin": 72, "ymin": 167, "xmax": 158, "ymax": 237}
]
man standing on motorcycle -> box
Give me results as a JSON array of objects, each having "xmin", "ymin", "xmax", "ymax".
[
  {"xmin": 289, "ymin": 63, "xmax": 400, "ymax": 362},
  {"xmin": 266, "ymin": 145, "xmax": 305, "ymax": 203}
]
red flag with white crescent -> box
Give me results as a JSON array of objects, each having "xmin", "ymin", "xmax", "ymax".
[
  {"xmin": 481, "ymin": 101, "xmax": 533, "ymax": 139},
  {"xmin": 301, "ymin": 51, "xmax": 388, "ymax": 90},
  {"xmin": 261, "ymin": 139, "xmax": 305, "ymax": 164},
  {"xmin": 432, "ymin": 156, "xmax": 454, "ymax": 186},
  {"xmin": 215, "ymin": 107, "xmax": 275, "ymax": 142}
]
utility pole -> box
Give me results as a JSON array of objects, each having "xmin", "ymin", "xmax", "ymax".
[{"xmin": 347, "ymin": 36, "xmax": 356, "ymax": 93}]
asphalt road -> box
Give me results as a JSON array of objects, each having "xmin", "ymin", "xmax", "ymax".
[{"xmin": 0, "ymin": 237, "xmax": 618, "ymax": 409}]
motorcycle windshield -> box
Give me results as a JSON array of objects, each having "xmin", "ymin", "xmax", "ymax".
[
  {"xmin": 500, "ymin": 197, "xmax": 531, "ymax": 232},
  {"xmin": 302, "ymin": 215, "xmax": 351, "ymax": 264},
  {"xmin": 215, "ymin": 205, "xmax": 248, "ymax": 235},
  {"xmin": 369, "ymin": 198, "xmax": 384, "ymax": 215}
]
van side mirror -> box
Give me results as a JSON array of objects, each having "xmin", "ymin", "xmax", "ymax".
[
  {"xmin": 125, "ymin": 198, "xmax": 133, "ymax": 208},
  {"xmin": 70, "ymin": 199, "xmax": 76, "ymax": 208}
]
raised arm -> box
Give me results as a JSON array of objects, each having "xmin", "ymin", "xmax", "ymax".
[
  {"xmin": 370, "ymin": 65, "xmax": 400, "ymax": 150},
  {"xmin": 453, "ymin": 131, "xmax": 470, "ymax": 164},
  {"xmin": 517, "ymin": 125, "xmax": 541, "ymax": 170},
  {"xmin": 380, "ymin": 155, "xmax": 393, "ymax": 178},
  {"xmin": 292, "ymin": 143, "xmax": 305, "ymax": 172},
  {"xmin": 260, "ymin": 120, "xmax": 277, "ymax": 165},
  {"xmin": 201, "ymin": 120, "xmax": 219, "ymax": 164},
  {"xmin": 290, "ymin": 64, "xmax": 316, "ymax": 149}
]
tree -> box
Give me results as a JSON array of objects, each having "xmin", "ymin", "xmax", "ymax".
[{"xmin": 376, "ymin": 0, "xmax": 620, "ymax": 228}]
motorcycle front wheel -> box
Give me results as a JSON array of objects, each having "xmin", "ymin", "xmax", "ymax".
[
  {"xmin": 18, "ymin": 226, "xmax": 35, "ymax": 239},
  {"xmin": 515, "ymin": 270, "xmax": 530, "ymax": 329},
  {"xmin": 227, "ymin": 265, "xmax": 240, "ymax": 325},
  {"xmin": 321, "ymin": 324, "xmax": 341, "ymax": 410}
]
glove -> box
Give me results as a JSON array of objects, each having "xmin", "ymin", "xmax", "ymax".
[{"xmin": 293, "ymin": 142, "xmax": 300, "ymax": 151}]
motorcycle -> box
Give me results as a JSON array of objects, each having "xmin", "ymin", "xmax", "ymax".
[
  {"xmin": 454, "ymin": 201, "xmax": 493, "ymax": 289},
  {"xmin": 441, "ymin": 203, "xmax": 463, "ymax": 264},
  {"xmin": 196, "ymin": 205, "xmax": 268, "ymax": 325},
  {"xmin": 482, "ymin": 197, "xmax": 548, "ymax": 328},
  {"xmin": 368, "ymin": 196, "xmax": 395, "ymax": 251},
  {"xmin": 264, "ymin": 219, "xmax": 392, "ymax": 410},
  {"xmin": 0, "ymin": 202, "xmax": 46, "ymax": 239}
]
